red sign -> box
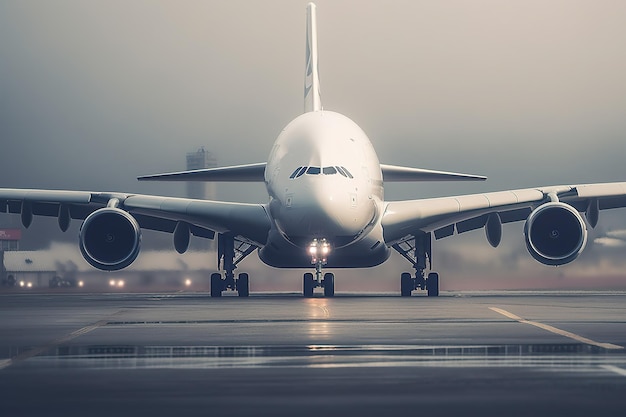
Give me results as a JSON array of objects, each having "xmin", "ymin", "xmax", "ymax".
[{"xmin": 0, "ymin": 229, "xmax": 21, "ymax": 240}]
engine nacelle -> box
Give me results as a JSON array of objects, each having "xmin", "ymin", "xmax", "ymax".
[
  {"xmin": 79, "ymin": 208, "xmax": 141, "ymax": 271},
  {"xmin": 524, "ymin": 202, "xmax": 587, "ymax": 266}
]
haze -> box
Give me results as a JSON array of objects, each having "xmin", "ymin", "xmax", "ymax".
[{"xmin": 1, "ymin": 0, "xmax": 625, "ymax": 289}]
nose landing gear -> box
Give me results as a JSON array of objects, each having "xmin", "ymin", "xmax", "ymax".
[
  {"xmin": 303, "ymin": 239, "xmax": 335, "ymax": 297},
  {"xmin": 303, "ymin": 271, "xmax": 335, "ymax": 297}
]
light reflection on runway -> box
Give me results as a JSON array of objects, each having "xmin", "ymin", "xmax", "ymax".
[
  {"xmin": 305, "ymin": 297, "xmax": 331, "ymax": 339},
  {"xmin": 2, "ymin": 292, "xmax": 626, "ymax": 416},
  {"xmin": 19, "ymin": 343, "xmax": 626, "ymax": 372}
]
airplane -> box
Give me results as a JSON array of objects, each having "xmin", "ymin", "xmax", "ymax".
[{"xmin": 1, "ymin": 3, "xmax": 625, "ymax": 298}]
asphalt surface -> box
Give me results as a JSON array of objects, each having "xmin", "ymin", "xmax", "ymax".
[{"xmin": 1, "ymin": 290, "xmax": 626, "ymax": 416}]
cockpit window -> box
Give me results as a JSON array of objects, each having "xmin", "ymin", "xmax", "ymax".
[
  {"xmin": 289, "ymin": 167, "xmax": 302, "ymax": 179},
  {"xmin": 289, "ymin": 167, "xmax": 308, "ymax": 178},
  {"xmin": 341, "ymin": 166, "xmax": 353, "ymax": 178},
  {"xmin": 289, "ymin": 165, "xmax": 353, "ymax": 179}
]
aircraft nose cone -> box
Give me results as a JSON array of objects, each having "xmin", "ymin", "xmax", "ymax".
[
  {"xmin": 275, "ymin": 182, "xmax": 376, "ymax": 246},
  {"xmin": 306, "ymin": 198, "xmax": 346, "ymax": 233}
]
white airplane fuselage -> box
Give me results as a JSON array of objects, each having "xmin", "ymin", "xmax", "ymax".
[{"xmin": 260, "ymin": 111, "xmax": 391, "ymax": 268}]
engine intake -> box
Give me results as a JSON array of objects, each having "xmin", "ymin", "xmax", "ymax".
[
  {"xmin": 79, "ymin": 208, "xmax": 141, "ymax": 271},
  {"xmin": 524, "ymin": 202, "xmax": 587, "ymax": 266}
]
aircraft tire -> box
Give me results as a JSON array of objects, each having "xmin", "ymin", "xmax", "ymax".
[
  {"xmin": 211, "ymin": 273, "xmax": 223, "ymax": 298},
  {"xmin": 400, "ymin": 272, "xmax": 413, "ymax": 297},
  {"xmin": 427, "ymin": 272, "xmax": 439, "ymax": 297},
  {"xmin": 237, "ymin": 273, "xmax": 249, "ymax": 297},
  {"xmin": 323, "ymin": 273, "xmax": 334, "ymax": 297},
  {"xmin": 303, "ymin": 273, "xmax": 315, "ymax": 297}
]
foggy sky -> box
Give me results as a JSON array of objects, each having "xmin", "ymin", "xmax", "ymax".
[{"xmin": 1, "ymin": 0, "xmax": 625, "ymax": 288}]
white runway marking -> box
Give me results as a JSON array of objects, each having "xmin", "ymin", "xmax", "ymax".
[
  {"xmin": 601, "ymin": 365, "xmax": 626, "ymax": 377},
  {"xmin": 489, "ymin": 307, "xmax": 624, "ymax": 350},
  {"xmin": 0, "ymin": 314, "xmax": 121, "ymax": 371}
]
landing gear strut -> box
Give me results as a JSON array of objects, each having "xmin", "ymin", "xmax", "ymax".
[
  {"xmin": 211, "ymin": 233, "xmax": 251, "ymax": 297},
  {"xmin": 395, "ymin": 232, "xmax": 440, "ymax": 297},
  {"xmin": 302, "ymin": 238, "xmax": 334, "ymax": 297}
]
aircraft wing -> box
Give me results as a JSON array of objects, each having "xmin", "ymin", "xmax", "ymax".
[
  {"xmin": 381, "ymin": 182, "xmax": 626, "ymax": 245},
  {"xmin": 0, "ymin": 189, "xmax": 271, "ymax": 246},
  {"xmin": 121, "ymin": 194, "xmax": 270, "ymax": 245}
]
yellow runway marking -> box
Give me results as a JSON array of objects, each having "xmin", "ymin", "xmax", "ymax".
[{"xmin": 489, "ymin": 307, "xmax": 623, "ymax": 350}]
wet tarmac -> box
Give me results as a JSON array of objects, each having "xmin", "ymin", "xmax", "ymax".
[{"xmin": 1, "ymin": 291, "xmax": 625, "ymax": 416}]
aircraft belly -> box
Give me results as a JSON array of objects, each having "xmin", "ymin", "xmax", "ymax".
[{"xmin": 258, "ymin": 229, "xmax": 390, "ymax": 268}]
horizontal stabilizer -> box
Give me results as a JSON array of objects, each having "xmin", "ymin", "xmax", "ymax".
[
  {"xmin": 138, "ymin": 163, "xmax": 267, "ymax": 182},
  {"xmin": 381, "ymin": 164, "xmax": 486, "ymax": 182}
]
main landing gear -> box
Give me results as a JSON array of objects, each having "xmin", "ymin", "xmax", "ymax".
[
  {"xmin": 303, "ymin": 238, "xmax": 335, "ymax": 297},
  {"xmin": 400, "ymin": 271, "xmax": 439, "ymax": 297},
  {"xmin": 210, "ymin": 272, "xmax": 249, "ymax": 297},
  {"xmin": 394, "ymin": 232, "xmax": 440, "ymax": 297},
  {"xmin": 211, "ymin": 233, "xmax": 254, "ymax": 297}
]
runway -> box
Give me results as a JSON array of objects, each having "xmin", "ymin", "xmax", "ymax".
[{"xmin": 1, "ymin": 290, "xmax": 626, "ymax": 416}]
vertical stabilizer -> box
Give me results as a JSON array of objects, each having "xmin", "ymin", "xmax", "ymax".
[{"xmin": 304, "ymin": 3, "xmax": 322, "ymax": 113}]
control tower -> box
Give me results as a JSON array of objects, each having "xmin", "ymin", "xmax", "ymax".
[{"xmin": 186, "ymin": 147, "xmax": 217, "ymax": 200}]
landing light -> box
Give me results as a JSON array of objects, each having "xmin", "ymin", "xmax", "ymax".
[
  {"xmin": 185, "ymin": 278, "xmax": 192, "ymax": 287},
  {"xmin": 110, "ymin": 279, "xmax": 125, "ymax": 288},
  {"xmin": 308, "ymin": 238, "xmax": 331, "ymax": 264}
]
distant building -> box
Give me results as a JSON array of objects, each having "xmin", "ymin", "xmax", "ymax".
[
  {"xmin": 0, "ymin": 228, "xmax": 21, "ymax": 251},
  {"xmin": 1, "ymin": 250, "xmax": 57, "ymax": 288},
  {"xmin": 0, "ymin": 228, "xmax": 21, "ymax": 285},
  {"xmin": 186, "ymin": 147, "xmax": 217, "ymax": 200},
  {"xmin": 0, "ymin": 245, "xmax": 214, "ymax": 290}
]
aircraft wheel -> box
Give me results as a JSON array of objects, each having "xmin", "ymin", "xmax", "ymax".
[
  {"xmin": 323, "ymin": 272, "xmax": 335, "ymax": 297},
  {"xmin": 210, "ymin": 273, "xmax": 223, "ymax": 297},
  {"xmin": 237, "ymin": 273, "xmax": 249, "ymax": 297},
  {"xmin": 427, "ymin": 272, "xmax": 439, "ymax": 297},
  {"xmin": 400, "ymin": 272, "xmax": 413, "ymax": 297},
  {"xmin": 303, "ymin": 273, "xmax": 315, "ymax": 297}
]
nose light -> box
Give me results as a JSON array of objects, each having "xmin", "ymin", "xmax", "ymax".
[{"xmin": 309, "ymin": 238, "xmax": 331, "ymax": 264}]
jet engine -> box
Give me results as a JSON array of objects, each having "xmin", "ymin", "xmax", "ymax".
[
  {"xmin": 79, "ymin": 208, "xmax": 142, "ymax": 271},
  {"xmin": 524, "ymin": 202, "xmax": 587, "ymax": 266}
]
